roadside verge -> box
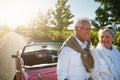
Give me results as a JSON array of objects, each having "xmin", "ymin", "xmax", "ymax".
[{"xmin": 0, "ymin": 33, "xmax": 9, "ymax": 48}]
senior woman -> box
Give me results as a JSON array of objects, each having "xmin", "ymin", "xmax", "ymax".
[{"xmin": 95, "ymin": 25, "xmax": 120, "ymax": 80}]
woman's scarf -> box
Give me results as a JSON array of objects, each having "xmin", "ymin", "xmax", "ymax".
[{"xmin": 96, "ymin": 43, "xmax": 120, "ymax": 80}]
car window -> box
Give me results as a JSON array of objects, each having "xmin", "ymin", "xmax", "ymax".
[
  {"xmin": 24, "ymin": 44, "xmax": 61, "ymax": 53},
  {"xmin": 21, "ymin": 43, "xmax": 62, "ymax": 66}
]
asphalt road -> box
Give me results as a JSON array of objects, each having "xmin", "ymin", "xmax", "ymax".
[{"xmin": 0, "ymin": 32, "xmax": 27, "ymax": 80}]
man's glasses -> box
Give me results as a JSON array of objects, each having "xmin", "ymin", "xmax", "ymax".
[{"xmin": 78, "ymin": 26, "xmax": 91, "ymax": 31}]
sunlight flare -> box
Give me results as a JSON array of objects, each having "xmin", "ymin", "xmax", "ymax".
[{"xmin": 0, "ymin": 0, "xmax": 55, "ymax": 29}]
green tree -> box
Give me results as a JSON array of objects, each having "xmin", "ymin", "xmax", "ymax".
[
  {"xmin": 50, "ymin": 0, "xmax": 74, "ymax": 42},
  {"xmin": 35, "ymin": 11, "xmax": 50, "ymax": 32},
  {"xmin": 93, "ymin": 0, "xmax": 120, "ymax": 28},
  {"xmin": 15, "ymin": 25, "xmax": 28, "ymax": 36},
  {"xmin": 28, "ymin": 11, "xmax": 51, "ymax": 41},
  {"xmin": 29, "ymin": 11, "xmax": 50, "ymax": 32}
]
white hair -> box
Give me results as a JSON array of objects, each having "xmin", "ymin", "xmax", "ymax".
[
  {"xmin": 74, "ymin": 17, "xmax": 92, "ymax": 28},
  {"xmin": 98, "ymin": 25, "xmax": 116, "ymax": 39}
]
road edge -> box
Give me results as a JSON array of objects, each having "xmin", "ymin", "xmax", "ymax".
[{"xmin": 0, "ymin": 33, "xmax": 10, "ymax": 49}]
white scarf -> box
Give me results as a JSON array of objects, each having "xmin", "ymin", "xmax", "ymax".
[{"xmin": 96, "ymin": 43, "xmax": 120, "ymax": 80}]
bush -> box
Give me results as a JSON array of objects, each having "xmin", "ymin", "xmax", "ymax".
[
  {"xmin": 90, "ymin": 31, "xmax": 99, "ymax": 47},
  {"xmin": 114, "ymin": 32, "xmax": 120, "ymax": 51}
]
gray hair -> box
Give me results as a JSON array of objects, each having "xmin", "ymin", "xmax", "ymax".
[
  {"xmin": 74, "ymin": 17, "xmax": 92, "ymax": 28},
  {"xmin": 98, "ymin": 25, "xmax": 116, "ymax": 39}
]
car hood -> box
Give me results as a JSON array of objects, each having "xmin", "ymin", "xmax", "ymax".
[{"xmin": 25, "ymin": 63, "xmax": 57, "ymax": 80}]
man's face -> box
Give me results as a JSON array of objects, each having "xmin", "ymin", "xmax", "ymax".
[
  {"xmin": 99, "ymin": 31, "xmax": 114, "ymax": 49},
  {"xmin": 76, "ymin": 22, "xmax": 91, "ymax": 42}
]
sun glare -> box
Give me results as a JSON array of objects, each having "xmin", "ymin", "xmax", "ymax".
[{"xmin": 0, "ymin": 0, "xmax": 55, "ymax": 30}]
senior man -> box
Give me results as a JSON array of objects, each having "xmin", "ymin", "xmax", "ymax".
[{"xmin": 57, "ymin": 17, "xmax": 96, "ymax": 80}]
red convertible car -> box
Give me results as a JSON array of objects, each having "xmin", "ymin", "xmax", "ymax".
[{"xmin": 12, "ymin": 42, "xmax": 62, "ymax": 80}]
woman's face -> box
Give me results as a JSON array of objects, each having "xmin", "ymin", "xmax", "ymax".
[{"xmin": 99, "ymin": 31, "xmax": 114, "ymax": 49}]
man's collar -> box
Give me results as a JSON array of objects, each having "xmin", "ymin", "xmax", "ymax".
[{"xmin": 74, "ymin": 35, "xmax": 88, "ymax": 49}]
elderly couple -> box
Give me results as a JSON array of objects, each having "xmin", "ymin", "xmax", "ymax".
[{"xmin": 57, "ymin": 17, "xmax": 120, "ymax": 80}]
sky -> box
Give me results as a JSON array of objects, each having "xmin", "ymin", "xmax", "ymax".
[{"xmin": 0, "ymin": 0, "xmax": 100, "ymax": 30}]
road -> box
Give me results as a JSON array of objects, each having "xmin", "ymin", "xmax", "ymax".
[{"xmin": 0, "ymin": 32, "xmax": 27, "ymax": 80}]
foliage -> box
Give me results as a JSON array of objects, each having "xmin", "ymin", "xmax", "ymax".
[
  {"xmin": 92, "ymin": 7, "xmax": 112, "ymax": 28},
  {"xmin": 90, "ymin": 31, "xmax": 99, "ymax": 47},
  {"xmin": 49, "ymin": 0, "xmax": 74, "ymax": 42},
  {"xmin": 15, "ymin": 0, "xmax": 74, "ymax": 43},
  {"xmin": 0, "ymin": 25, "xmax": 11, "ymax": 33},
  {"xmin": 15, "ymin": 25, "xmax": 28, "ymax": 36},
  {"xmin": 23, "ymin": 11, "xmax": 51, "ymax": 41},
  {"xmin": 29, "ymin": 11, "xmax": 50, "ymax": 33},
  {"xmin": 0, "ymin": 25, "xmax": 11, "ymax": 45},
  {"xmin": 93, "ymin": 0, "xmax": 120, "ymax": 28},
  {"xmin": 114, "ymin": 32, "xmax": 120, "ymax": 51}
]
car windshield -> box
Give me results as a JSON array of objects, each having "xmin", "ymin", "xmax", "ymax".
[
  {"xmin": 21, "ymin": 43, "xmax": 62, "ymax": 66},
  {"xmin": 24, "ymin": 43, "xmax": 61, "ymax": 53}
]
